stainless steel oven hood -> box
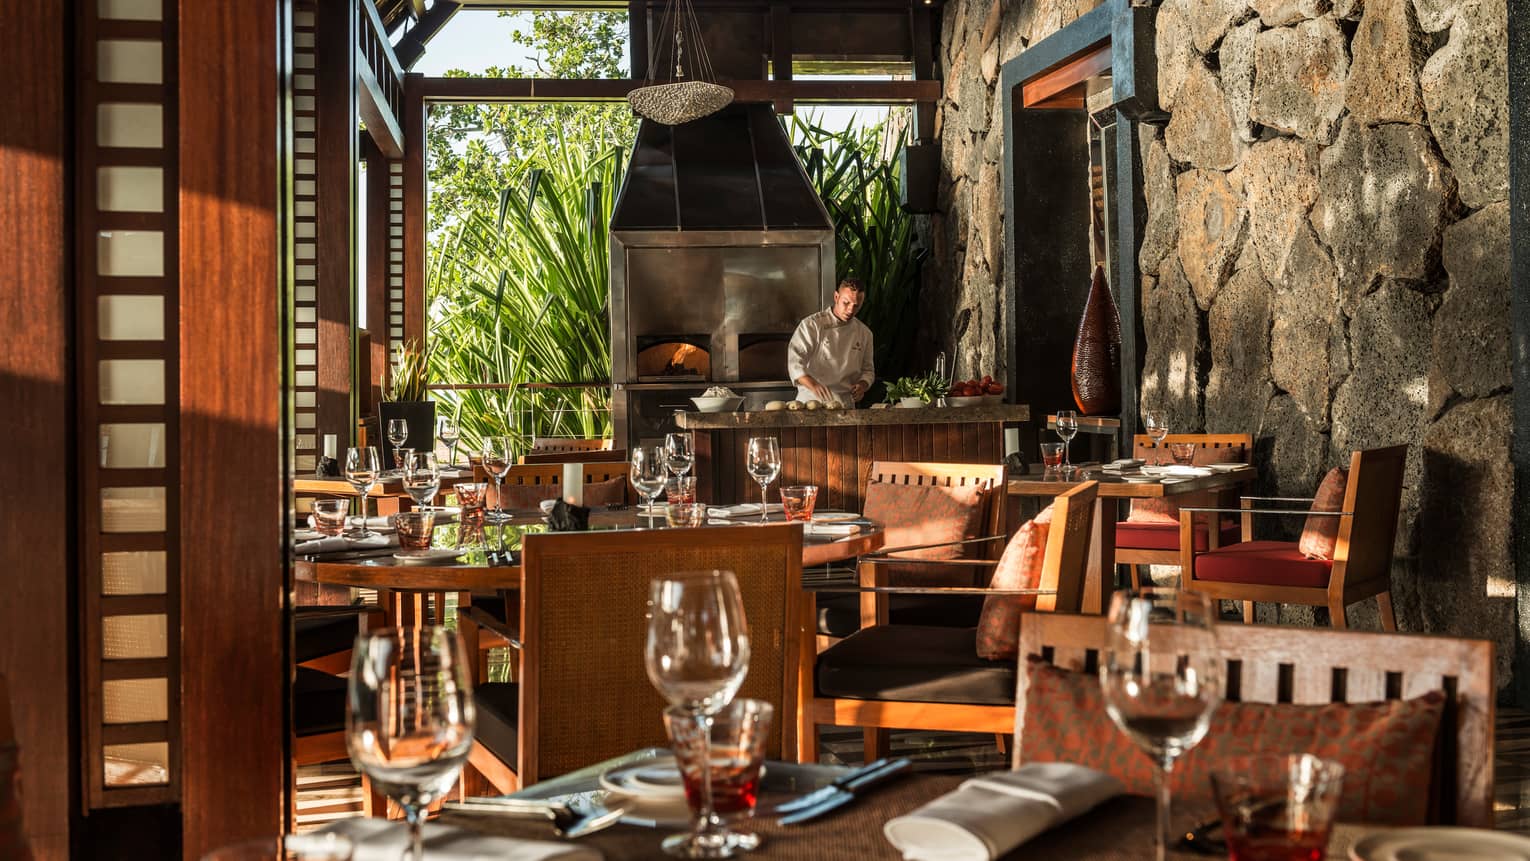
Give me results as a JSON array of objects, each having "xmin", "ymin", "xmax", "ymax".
[{"xmin": 609, "ymin": 103, "xmax": 835, "ymax": 449}]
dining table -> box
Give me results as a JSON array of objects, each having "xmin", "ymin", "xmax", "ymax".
[{"xmin": 1007, "ymin": 464, "xmax": 1258, "ymax": 614}]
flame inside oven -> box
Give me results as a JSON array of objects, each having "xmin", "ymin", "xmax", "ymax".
[{"xmin": 637, "ymin": 341, "xmax": 711, "ymax": 379}]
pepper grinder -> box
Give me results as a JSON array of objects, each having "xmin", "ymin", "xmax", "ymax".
[{"xmin": 317, "ymin": 433, "xmax": 340, "ymax": 477}]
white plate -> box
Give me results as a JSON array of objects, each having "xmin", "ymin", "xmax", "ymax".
[
  {"xmin": 1350, "ymin": 827, "xmax": 1530, "ymax": 861},
  {"xmin": 1119, "ymin": 474, "xmax": 1159, "ymax": 483},
  {"xmin": 811, "ymin": 511, "xmax": 860, "ymax": 523},
  {"xmin": 391, "ymin": 548, "xmax": 463, "ymax": 564},
  {"xmin": 599, "ymin": 760, "xmax": 689, "ymax": 802},
  {"xmin": 1206, "ymin": 462, "xmax": 1251, "ymax": 473}
]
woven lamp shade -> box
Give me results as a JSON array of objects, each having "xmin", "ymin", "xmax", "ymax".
[{"xmin": 628, "ymin": 80, "xmax": 734, "ymax": 126}]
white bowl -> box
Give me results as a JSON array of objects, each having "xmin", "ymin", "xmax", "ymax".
[
  {"xmin": 946, "ymin": 394, "xmax": 1002, "ymax": 407},
  {"xmin": 691, "ymin": 396, "xmax": 745, "ymax": 413},
  {"xmin": 896, "ymin": 397, "xmax": 927, "ymax": 408}
]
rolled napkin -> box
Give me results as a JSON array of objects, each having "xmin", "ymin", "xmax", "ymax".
[
  {"xmin": 321, "ymin": 818, "xmax": 600, "ymax": 861},
  {"xmin": 883, "ymin": 763, "xmax": 1123, "ymax": 861},
  {"xmin": 1159, "ymin": 465, "xmax": 1213, "ymax": 477},
  {"xmin": 706, "ymin": 503, "xmax": 784, "ymax": 519},
  {"xmin": 294, "ymin": 533, "xmax": 398, "ymax": 555},
  {"xmin": 309, "ymin": 514, "xmax": 396, "ymax": 531},
  {"xmin": 805, "ymin": 522, "xmax": 862, "ymax": 536}
]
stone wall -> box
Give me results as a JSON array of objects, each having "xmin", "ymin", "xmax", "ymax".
[{"xmin": 934, "ymin": 0, "xmax": 1515, "ymax": 685}]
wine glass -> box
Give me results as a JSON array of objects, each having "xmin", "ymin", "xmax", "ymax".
[
  {"xmin": 386, "ymin": 418, "xmax": 409, "ymax": 471},
  {"xmin": 665, "ymin": 432, "xmax": 695, "ymax": 479},
  {"xmin": 481, "ymin": 436, "xmax": 513, "ymax": 524},
  {"xmin": 745, "ymin": 437, "xmax": 781, "ymax": 523},
  {"xmin": 1055, "ymin": 410, "xmax": 1079, "ymax": 469},
  {"xmin": 437, "ymin": 417, "xmax": 461, "ymax": 467},
  {"xmin": 348, "ymin": 627, "xmax": 475, "ymax": 861},
  {"xmin": 631, "ymin": 445, "xmax": 668, "ymax": 517},
  {"xmin": 404, "ymin": 451, "xmax": 440, "ymax": 509},
  {"xmin": 343, "ymin": 446, "xmax": 380, "ymax": 538},
  {"xmin": 645, "ymin": 571, "xmax": 752, "ymax": 858},
  {"xmin": 1099, "ymin": 588, "xmax": 1221, "ymax": 861},
  {"xmin": 1144, "ymin": 410, "xmax": 1169, "ymax": 465}
]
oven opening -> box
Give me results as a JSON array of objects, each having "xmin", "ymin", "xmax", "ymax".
[
  {"xmin": 636, "ymin": 336, "xmax": 711, "ymax": 381},
  {"xmin": 737, "ymin": 333, "xmax": 791, "ymax": 382}
]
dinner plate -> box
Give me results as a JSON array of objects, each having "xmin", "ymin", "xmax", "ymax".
[
  {"xmin": 811, "ymin": 511, "xmax": 860, "ymax": 523},
  {"xmin": 1119, "ymin": 474, "xmax": 1159, "ymax": 483},
  {"xmin": 1205, "ymin": 463, "xmax": 1251, "ymax": 473},
  {"xmin": 1349, "ymin": 827, "xmax": 1530, "ymax": 860},
  {"xmin": 599, "ymin": 760, "xmax": 689, "ymax": 802},
  {"xmin": 391, "ymin": 548, "xmax": 463, "ymax": 564}
]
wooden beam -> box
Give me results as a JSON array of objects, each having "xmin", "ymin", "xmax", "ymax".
[
  {"xmin": 178, "ymin": 0, "xmax": 286, "ymax": 854},
  {"xmin": 770, "ymin": 2, "xmax": 793, "ymax": 113},
  {"xmin": 363, "ymin": 138, "xmax": 391, "ymax": 414},
  {"xmin": 628, "ymin": 0, "xmax": 648, "ymax": 79},
  {"xmin": 395, "ymin": 1, "xmax": 460, "ymax": 70},
  {"xmin": 419, "ymin": 76, "xmax": 941, "ymax": 104},
  {"xmin": 403, "ymin": 73, "xmax": 427, "ymax": 348},
  {"xmin": 357, "ymin": 47, "xmax": 405, "ymax": 158},
  {"xmin": 318, "ymin": 0, "xmax": 358, "ymax": 446},
  {"xmin": 1021, "ymin": 42, "xmax": 1112, "ymax": 109}
]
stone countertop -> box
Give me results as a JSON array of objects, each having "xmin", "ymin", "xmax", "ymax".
[{"xmin": 676, "ymin": 403, "xmax": 1031, "ymax": 429}]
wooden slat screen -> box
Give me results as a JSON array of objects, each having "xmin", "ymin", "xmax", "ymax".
[{"xmin": 293, "ymin": 1, "xmax": 321, "ymax": 473}]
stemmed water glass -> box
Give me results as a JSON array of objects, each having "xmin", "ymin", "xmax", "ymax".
[
  {"xmin": 481, "ymin": 436, "xmax": 513, "ymax": 524},
  {"xmin": 386, "ymin": 418, "xmax": 409, "ymax": 471},
  {"xmin": 438, "ymin": 418, "xmax": 461, "ymax": 467},
  {"xmin": 347, "ymin": 626, "xmax": 475, "ymax": 861},
  {"xmin": 1055, "ymin": 410, "xmax": 1079, "ymax": 470},
  {"xmin": 645, "ymin": 571, "xmax": 752, "ymax": 858},
  {"xmin": 665, "ymin": 432, "xmax": 695, "ymax": 479},
  {"xmin": 343, "ymin": 446, "xmax": 380, "ymax": 539},
  {"xmin": 631, "ymin": 445, "xmax": 668, "ymax": 517},
  {"xmin": 404, "ymin": 451, "xmax": 440, "ymax": 510},
  {"xmin": 1144, "ymin": 410, "xmax": 1169, "ymax": 465},
  {"xmin": 1099, "ymin": 588, "xmax": 1221, "ymax": 861},
  {"xmin": 745, "ymin": 437, "xmax": 781, "ymax": 523}
]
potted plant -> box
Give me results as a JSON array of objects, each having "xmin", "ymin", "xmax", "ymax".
[
  {"xmin": 378, "ymin": 339, "xmax": 437, "ymax": 460},
  {"xmin": 885, "ymin": 371, "xmax": 944, "ymax": 408}
]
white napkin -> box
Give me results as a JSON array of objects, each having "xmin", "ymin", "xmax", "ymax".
[
  {"xmin": 706, "ymin": 503, "xmax": 783, "ymax": 518},
  {"xmin": 321, "ymin": 818, "xmax": 601, "ymax": 861},
  {"xmin": 1159, "ymin": 465, "xmax": 1213, "ymax": 477},
  {"xmin": 883, "ymin": 763, "xmax": 1123, "ymax": 861},
  {"xmin": 294, "ymin": 533, "xmax": 398, "ymax": 555},
  {"xmin": 1101, "ymin": 458, "xmax": 1145, "ymax": 472},
  {"xmin": 805, "ymin": 522, "xmax": 862, "ymax": 536}
]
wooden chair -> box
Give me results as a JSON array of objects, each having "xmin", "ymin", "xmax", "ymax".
[
  {"xmin": 459, "ymin": 523, "xmax": 807, "ymax": 792},
  {"xmin": 1016, "ymin": 612, "xmax": 1494, "ymax": 826},
  {"xmin": 1117, "ymin": 433, "xmax": 1253, "ymax": 587},
  {"xmin": 517, "ymin": 437, "xmax": 614, "ymax": 462},
  {"xmin": 1178, "ymin": 445, "xmax": 1407, "ymax": 629},
  {"xmin": 291, "ymin": 608, "xmax": 388, "ymax": 820},
  {"xmin": 798, "ymin": 481, "xmax": 1097, "ymax": 764}
]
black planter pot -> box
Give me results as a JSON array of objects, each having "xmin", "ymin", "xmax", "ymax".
[{"xmin": 377, "ymin": 400, "xmax": 437, "ymax": 466}]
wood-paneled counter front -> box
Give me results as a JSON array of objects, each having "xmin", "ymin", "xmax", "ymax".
[{"xmin": 677, "ymin": 404, "xmax": 1031, "ymax": 514}]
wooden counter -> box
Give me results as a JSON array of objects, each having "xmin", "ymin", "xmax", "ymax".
[{"xmin": 679, "ymin": 404, "xmax": 1030, "ymax": 514}]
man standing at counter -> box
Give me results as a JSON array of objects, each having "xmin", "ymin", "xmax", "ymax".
[{"xmin": 787, "ymin": 277, "xmax": 875, "ymax": 405}]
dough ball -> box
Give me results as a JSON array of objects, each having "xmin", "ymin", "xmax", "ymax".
[
  {"xmin": 786, "ymin": 401, "xmax": 804, "ymax": 411},
  {"xmin": 764, "ymin": 400, "xmax": 787, "ymax": 411},
  {"xmin": 804, "ymin": 400, "xmax": 823, "ymax": 411}
]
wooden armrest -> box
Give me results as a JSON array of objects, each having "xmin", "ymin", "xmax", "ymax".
[
  {"xmin": 1178, "ymin": 507, "xmax": 1352, "ymax": 517},
  {"xmin": 859, "ymin": 557, "xmax": 1002, "ymax": 567},
  {"xmin": 1239, "ymin": 495, "xmax": 1319, "ymax": 504},
  {"xmin": 293, "ymin": 604, "xmax": 383, "ymax": 620},
  {"xmin": 457, "ymin": 606, "xmax": 522, "ymax": 650},
  {"xmin": 861, "ymin": 534, "xmax": 1008, "ymax": 559}
]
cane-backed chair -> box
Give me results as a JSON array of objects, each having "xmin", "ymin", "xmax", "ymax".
[{"xmin": 1117, "ymin": 433, "xmax": 1253, "ymax": 587}]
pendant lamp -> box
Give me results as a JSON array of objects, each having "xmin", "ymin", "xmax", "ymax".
[{"xmin": 628, "ymin": 0, "xmax": 734, "ymax": 125}]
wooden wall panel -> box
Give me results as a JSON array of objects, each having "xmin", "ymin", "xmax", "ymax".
[
  {"xmin": 403, "ymin": 73, "xmax": 426, "ymax": 346},
  {"xmin": 292, "ymin": 1, "xmax": 321, "ymax": 471},
  {"xmin": 1, "ymin": 3, "xmax": 74, "ymax": 855},
  {"xmin": 316, "ymin": 0, "xmax": 356, "ymax": 448},
  {"xmin": 178, "ymin": 0, "xmax": 286, "ymax": 854}
]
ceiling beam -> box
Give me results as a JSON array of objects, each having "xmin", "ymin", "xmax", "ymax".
[
  {"xmin": 419, "ymin": 76, "xmax": 941, "ymax": 104},
  {"xmin": 395, "ymin": 1, "xmax": 461, "ymax": 70}
]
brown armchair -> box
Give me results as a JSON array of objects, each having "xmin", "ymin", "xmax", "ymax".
[{"xmin": 1116, "ymin": 433, "xmax": 1253, "ymax": 588}]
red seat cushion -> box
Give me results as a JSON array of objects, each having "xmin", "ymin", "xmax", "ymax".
[
  {"xmin": 1193, "ymin": 540, "xmax": 1333, "ymax": 588},
  {"xmin": 1116, "ymin": 518, "xmax": 1241, "ymax": 552}
]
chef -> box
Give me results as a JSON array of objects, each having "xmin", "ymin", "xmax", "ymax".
[{"xmin": 787, "ymin": 277, "xmax": 875, "ymax": 405}]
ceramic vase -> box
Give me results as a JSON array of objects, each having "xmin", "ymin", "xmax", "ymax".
[{"xmin": 1070, "ymin": 265, "xmax": 1121, "ymax": 416}]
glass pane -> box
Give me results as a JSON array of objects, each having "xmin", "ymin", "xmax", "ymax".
[
  {"xmin": 97, "ymin": 39, "xmax": 162, "ymax": 84},
  {"xmin": 103, "ymin": 678, "xmax": 168, "ymax": 723},
  {"xmin": 99, "ymin": 0, "xmax": 162, "ymax": 20},
  {"xmin": 97, "ymin": 166, "xmax": 164, "ymax": 212},
  {"xmin": 295, "ymin": 390, "xmax": 316, "ymax": 408},
  {"xmin": 97, "ymin": 103, "xmax": 162, "ymax": 148},
  {"xmin": 295, "ymin": 412, "xmax": 316, "ymax": 430},
  {"xmin": 295, "ymin": 370, "xmax": 317, "ymax": 388},
  {"xmin": 99, "ymin": 423, "xmax": 166, "ymax": 468},
  {"xmin": 295, "ymin": 454, "xmax": 317, "ymax": 473},
  {"xmin": 99, "ymin": 295, "xmax": 164, "ymax": 340},
  {"xmin": 99, "ymin": 359, "xmax": 164, "ymax": 405},
  {"xmin": 102, "ymin": 550, "xmax": 167, "ymax": 595},
  {"xmin": 104, "ymin": 742, "xmax": 169, "ymax": 786},
  {"xmin": 97, "ymin": 230, "xmax": 164, "ymax": 277},
  {"xmin": 101, "ymin": 487, "xmax": 166, "ymax": 532},
  {"xmin": 102, "ymin": 614, "xmax": 167, "ymax": 659}
]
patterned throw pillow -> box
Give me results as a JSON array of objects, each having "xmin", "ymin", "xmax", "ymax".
[
  {"xmin": 974, "ymin": 505, "xmax": 1053, "ymax": 660},
  {"xmin": 862, "ymin": 481, "xmax": 989, "ymax": 586},
  {"xmin": 1298, "ymin": 467, "xmax": 1349, "ymax": 560},
  {"xmin": 1018, "ymin": 661, "xmax": 1445, "ymax": 826}
]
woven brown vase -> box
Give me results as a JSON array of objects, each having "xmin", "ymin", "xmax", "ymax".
[{"xmin": 1071, "ymin": 265, "xmax": 1122, "ymax": 415}]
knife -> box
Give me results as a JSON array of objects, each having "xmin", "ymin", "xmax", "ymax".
[
  {"xmin": 774, "ymin": 758, "xmax": 896, "ymax": 814},
  {"xmin": 777, "ymin": 758, "xmax": 914, "ymax": 825}
]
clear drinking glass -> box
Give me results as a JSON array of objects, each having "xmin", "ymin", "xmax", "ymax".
[
  {"xmin": 403, "ymin": 451, "xmax": 440, "ymax": 509},
  {"xmin": 1039, "ymin": 442, "xmax": 1065, "ymax": 474},
  {"xmin": 780, "ymin": 485, "xmax": 817, "ymax": 521},
  {"xmin": 1143, "ymin": 410, "xmax": 1170, "ymax": 464},
  {"xmin": 1169, "ymin": 442, "xmax": 1198, "ymax": 465},
  {"xmin": 481, "ymin": 436, "xmax": 513, "ymax": 524},
  {"xmin": 1055, "ymin": 410, "xmax": 1079, "ymax": 468},
  {"xmin": 1099, "ymin": 588, "xmax": 1221, "ymax": 861},
  {"xmin": 437, "ymin": 418, "xmax": 461, "ymax": 467},
  {"xmin": 1212, "ymin": 754, "xmax": 1345, "ymax": 861},
  {"xmin": 310, "ymin": 499, "xmax": 349, "ymax": 536},
  {"xmin": 745, "ymin": 437, "xmax": 781, "ymax": 523},
  {"xmin": 666, "ymin": 432, "xmax": 695, "ymax": 479},
  {"xmin": 343, "ymin": 446, "xmax": 380, "ymax": 538},
  {"xmin": 632, "ymin": 445, "xmax": 669, "ymax": 516},
  {"xmin": 347, "ymin": 627, "xmax": 475, "ymax": 861},
  {"xmin": 645, "ymin": 571, "xmax": 752, "ymax": 858},
  {"xmin": 386, "ymin": 418, "xmax": 409, "ymax": 470},
  {"xmin": 664, "ymin": 699, "xmax": 773, "ymax": 843}
]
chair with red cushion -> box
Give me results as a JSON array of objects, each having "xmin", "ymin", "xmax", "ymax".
[
  {"xmin": 1116, "ymin": 433, "xmax": 1253, "ymax": 588},
  {"xmin": 1178, "ymin": 444, "xmax": 1407, "ymax": 629}
]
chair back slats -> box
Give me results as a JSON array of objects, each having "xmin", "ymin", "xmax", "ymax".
[
  {"xmin": 867, "ymin": 461, "xmax": 1009, "ymax": 557},
  {"xmin": 1335, "ymin": 445, "xmax": 1409, "ymax": 590},
  {"xmin": 1133, "ymin": 433, "xmax": 1253, "ymax": 465},
  {"xmin": 1017, "ymin": 614, "xmax": 1494, "ymax": 826},
  {"xmin": 530, "ymin": 437, "xmax": 614, "ymax": 453},
  {"xmin": 1035, "ymin": 481, "xmax": 1098, "ymax": 614}
]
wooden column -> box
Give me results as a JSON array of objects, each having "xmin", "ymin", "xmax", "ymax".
[
  {"xmin": 363, "ymin": 137, "xmax": 390, "ymax": 413},
  {"xmin": 317, "ymin": 0, "xmax": 357, "ymax": 444},
  {"xmin": 403, "ymin": 72, "xmax": 427, "ymax": 347},
  {"xmin": 179, "ymin": 0, "xmax": 286, "ymax": 854},
  {"xmin": 1, "ymin": 4, "xmax": 73, "ymax": 856}
]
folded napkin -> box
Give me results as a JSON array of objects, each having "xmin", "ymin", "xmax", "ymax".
[
  {"xmin": 706, "ymin": 503, "xmax": 784, "ymax": 519},
  {"xmin": 321, "ymin": 818, "xmax": 600, "ymax": 861},
  {"xmin": 1160, "ymin": 465, "xmax": 1213, "ymax": 477},
  {"xmin": 805, "ymin": 522, "xmax": 862, "ymax": 536},
  {"xmin": 439, "ymin": 468, "xmax": 472, "ymax": 479},
  {"xmin": 883, "ymin": 763, "xmax": 1123, "ymax": 861},
  {"xmin": 294, "ymin": 533, "xmax": 398, "ymax": 555},
  {"xmin": 1101, "ymin": 458, "xmax": 1146, "ymax": 472}
]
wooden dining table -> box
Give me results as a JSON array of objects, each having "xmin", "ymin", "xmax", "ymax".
[{"xmin": 1008, "ymin": 465, "xmax": 1258, "ymax": 614}]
